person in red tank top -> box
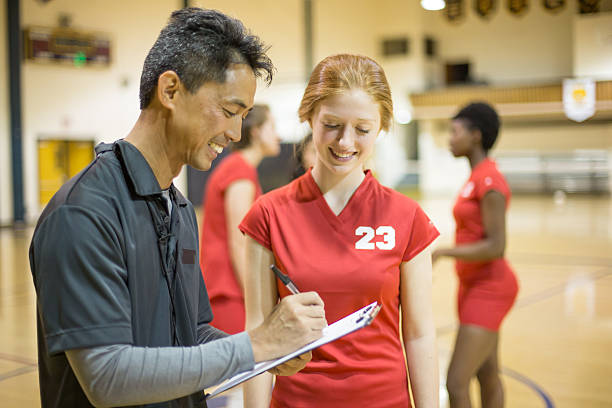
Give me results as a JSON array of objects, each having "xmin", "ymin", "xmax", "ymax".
[
  {"xmin": 200, "ymin": 105, "xmax": 280, "ymax": 334},
  {"xmin": 433, "ymin": 102, "xmax": 519, "ymax": 408},
  {"xmin": 241, "ymin": 54, "xmax": 440, "ymax": 408}
]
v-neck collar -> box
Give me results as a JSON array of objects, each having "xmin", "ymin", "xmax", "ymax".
[{"xmin": 304, "ymin": 168, "xmax": 373, "ymax": 226}]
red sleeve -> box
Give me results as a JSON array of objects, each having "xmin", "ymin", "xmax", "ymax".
[
  {"xmin": 402, "ymin": 206, "xmax": 440, "ymax": 262},
  {"xmin": 217, "ymin": 157, "xmax": 257, "ymax": 192},
  {"xmin": 239, "ymin": 197, "xmax": 272, "ymax": 251},
  {"xmin": 475, "ymin": 171, "xmax": 509, "ymax": 201}
]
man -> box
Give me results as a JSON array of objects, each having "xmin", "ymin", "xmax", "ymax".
[{"xmin": 29, "ymin": 8, "xmax": 326, "ymax": 407}]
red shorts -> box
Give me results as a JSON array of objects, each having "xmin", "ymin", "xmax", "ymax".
[
  {"xmin": 209, "ymin": 296, "xmax": 245, "ymax": 334},
  {"xmin": 457, "ymin": 261, "xmax": 518, "ymax": 331}
]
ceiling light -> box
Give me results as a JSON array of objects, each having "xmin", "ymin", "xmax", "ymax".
[{"xmin": 421, "ymin": 0, "xmax": 445, "ymax": 11}]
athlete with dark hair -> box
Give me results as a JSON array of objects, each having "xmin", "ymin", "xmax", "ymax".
[{"xmin": 433, "ymin": 102, "xmax": 519, "ymax": 408}]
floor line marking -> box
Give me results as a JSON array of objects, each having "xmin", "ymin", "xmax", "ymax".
[
  {"xmin": 0, "ymin": 353, "xmax": 37, "ymax": 367},
  {"xmin": 502, "ymin": 367, "xmax": 554, "ymax": 408},
  {"xmin": 0, "ymin": 366, "xmax": 37, "ymax": 382}
]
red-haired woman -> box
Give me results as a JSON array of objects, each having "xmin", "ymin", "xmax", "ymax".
[{"xmin": 241, "ymin": 55, "xmax": 440, "ymax": 407}]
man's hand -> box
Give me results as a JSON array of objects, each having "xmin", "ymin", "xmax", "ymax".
[
  {"xmin": 268, "ymin": 352, "xmax": 312, "ymax": 376},
  {"xmin": 248, "ymin": 292, "xmax": 326, "ymax": 363}
]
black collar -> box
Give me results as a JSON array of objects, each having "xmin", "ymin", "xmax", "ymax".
[{"xmin": 95, "ymin": 140, "xmax": 188, "ymax": 205}]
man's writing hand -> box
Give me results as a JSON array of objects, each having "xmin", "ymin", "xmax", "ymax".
[{"xmin": 248, "ymin": 292, "xmax": 326, "ymax": 363}]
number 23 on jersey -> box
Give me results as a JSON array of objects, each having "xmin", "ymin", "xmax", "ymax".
[{"xmin": 355, "ymin": 226, "xmax": 396, "ymax": 250}]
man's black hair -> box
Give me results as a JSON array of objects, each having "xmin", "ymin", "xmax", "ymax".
[
  {"xmin": 139, "ymin": 7, "xmax": 274, "ymax": 109},
  {"xmin": 453, "ymin": 102, "xmax": 500, "ymax": 152}
]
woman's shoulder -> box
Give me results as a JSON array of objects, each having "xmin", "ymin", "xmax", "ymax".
[
  {"xmin": 253, "ymin": 177, "xmax": 302, "ymax": 209},
  {"xmin": 218, "ymin": 152, "xmax": 254, "ymax": 174},
  {"xmin": 472, "ymin": 158, "xmax": 511, "ymax": 196},
  {"xmin": 208, "ymin": 152, "xmax": 257, "ymax": 188},
  {"xmin": 370, "ymin": 176, "xmax": 421, "ymax": 210},
  {"xmin": 474, "ymin": 158, "xmax": 504, "ymax": 178}
]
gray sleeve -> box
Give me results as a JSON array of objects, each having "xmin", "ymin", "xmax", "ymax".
[
  {"xmin": 65, "ymin": 332, "xmax": 254, "ymax": 407},
  {"xmin": 198, "ymin": 323, "xmax": 229, "ymax": 343}
]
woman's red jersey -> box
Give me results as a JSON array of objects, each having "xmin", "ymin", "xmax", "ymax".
[
  {"xmin": 200, "ymin": 152, "xmax": 261, "ymax": 334},
  {"xmin": 240, "ymin": 170, "xmax": 439, "ymax": 407}
]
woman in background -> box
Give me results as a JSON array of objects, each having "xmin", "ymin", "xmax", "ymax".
[
  {"xmin": 241, "ymin": 54, "xmax": 439, "ymax": 407},
  {"xmin": 292, "ymin": 132, "xmax": 316, "ymax": 179},
  {"xmin": 433, "ymin": 102, "xmax": 519, "ymax": 408},
  {"xmin": 200, "ymin": 104, "xmax": 280, "ymax": 334}
]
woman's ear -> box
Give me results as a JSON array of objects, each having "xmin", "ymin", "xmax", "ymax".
[
  {"xmin": 156, "ymin": 71, "xmax": 181, "ymax": 110},
  {"xmin": 471, "ymin": 128, "xmax": 483, "ymax": 148},
  {"xmin": 250, "ymin": 126, "xmax": 262, "ymax": 144}
]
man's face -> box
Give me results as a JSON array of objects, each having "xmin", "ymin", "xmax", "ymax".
[{"xmin": 171, "ymin": 63, "xmax": 256, "ymax": 171}]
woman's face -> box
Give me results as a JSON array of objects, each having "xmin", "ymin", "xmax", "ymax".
[
  {"xmin": 449, "ymin": 118, "xmax": 477, "ymax": 158},
  {"xmin": 310, "ymin": 89, "xmax": 381, "ymax": 177},
  {"xmin": 256, "ymin": 111, "xmax": 281, "ymax": 157}
]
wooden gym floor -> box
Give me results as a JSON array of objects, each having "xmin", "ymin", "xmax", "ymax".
[{"xmin": 0, "ymin": 193, "xmax": 610, "ymax": 407}]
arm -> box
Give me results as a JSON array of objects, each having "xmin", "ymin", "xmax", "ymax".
[
  {"xmin": 66, "ymin": 333, "xmax": 254, "ymax": 407},
  {"xmin": 433, "ymin": 190, "xmax": 506, "ymax": 263},
  {"xmin": 241, "ymin": 238, "xmax": 321, "ymax": 405},
  {"xmin": 225, "ymin": 180, "xmax": 256, "ymax": 293},
  {"xmin": 400, "ymin": 246, "xmax": 439, "ymax": 408},
  {"xmin": 198, "ymin": 323, "xmax": 229, "ymax": 343},
  {"xmin": 243, "ymin": 237, "xmax": 278, "ymax": 408}
]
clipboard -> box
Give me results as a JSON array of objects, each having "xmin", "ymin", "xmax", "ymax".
[{"xmin": 205, "ymin": 301, "xmax": 381, "ymax": 400}]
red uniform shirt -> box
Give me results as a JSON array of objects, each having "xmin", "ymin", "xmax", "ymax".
[
  {"xmin": 240, "ymin": 170, "xmax": 439, "ymax": 407},
  {"xmin": 453, "ymin": 158, "xmax": 511, "ymax": 280},
  {"xmin": 200, "ymin": 152, "xmax": 261, "ymax": 334}
]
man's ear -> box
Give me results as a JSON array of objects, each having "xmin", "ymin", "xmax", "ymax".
[{"xmin": 156, "ymin": 71, "xmax": 181, "ymax": 110}]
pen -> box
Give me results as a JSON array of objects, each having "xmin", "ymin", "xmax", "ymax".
[{"xmin": 270, "ymin": 265, "xmax": 300, "ymax": 295}]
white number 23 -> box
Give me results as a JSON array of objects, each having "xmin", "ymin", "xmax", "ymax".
[{"xmin": 355, "ymin": 226, "xmax": 395, "ymax": 250}]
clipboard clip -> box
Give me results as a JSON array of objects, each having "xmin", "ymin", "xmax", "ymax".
[{"xmin": 355, "ymin": 303, "xmax": 381, "ymax": 325}]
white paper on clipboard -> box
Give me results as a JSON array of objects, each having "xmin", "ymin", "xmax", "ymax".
[{"xmin": 205, "ymin": 301, "xmax": 381, "ymax": 400}]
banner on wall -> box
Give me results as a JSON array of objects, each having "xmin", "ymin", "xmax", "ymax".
[
  {"xmin": 543, "ymin": 0, "xmax": 565, "ymax": 13},
  {"xmin": 579, "ymin": 0, "xmax": 599, "ymax": 14},
  {"xmin": 563, "ymin": 78, "xmax": 596, "ymax": 122},
  {"xmin": 508, "ymin": 0, "xmax": 529, "ymax": 16},
  {"xmin": 445, "ymin": 0, "xmax": 465, "ymax": 23},
  {"xmin": 475, "ymin": 0, "xmax": 497, "ymax": 18},
  {"xmin": 24, "ymin": 26, "xmax": 111, "ymax": 67}
]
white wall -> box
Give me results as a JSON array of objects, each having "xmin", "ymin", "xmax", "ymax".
[
  {"xmin": 418, "ymin": 118, "xmax": 612, "ymax": 195},
  {"xmin": 194, "ymin": 0, "xmax": 304, "ymax": 84},
  {"xmin": 0, "ymin": 0, "xmax": 12, "ymax": 226},
  {"xmin": 8, "ymin": 0, "xmax": 609, "ymax": 223},
  {"xmin": 574, "ymin": 12, "xmax": 612, "ymax": 79},
  {"xmin": 418, "ymin": 120, "xmax": 470, "ymax": 196},
  {"xmin": 423, "ymin": 2, "xmax": 574, "ymax": 85},
  {"xmin": 21, "ymin": 0, "xmax": 177, "ymax": 221},
  {"xmin": 193, "ymin": 0, "xmax": 308, "ymax": 142}
]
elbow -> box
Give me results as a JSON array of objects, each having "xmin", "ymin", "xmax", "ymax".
[
  {"xmin": 77, "ymin": 371, "xmax": 119, "ymax": 408},
  {"xmin": 486, "ymin": 238, "xmax": 505, "ymax": 259},
  {"xmin": 493, "ymin": 241, "xmax": 506, "ymax": 258},
  {"xmin": 402, "ymin": 320, "xmax": 436, "ymax": 342},
  {"xmin": 66, "ymin": 348, "xmax": 125, "ymax": 408},
  {"xmin": 491, "ymin": 246, "xmax": 505, "ymax": 259},
  {"xmin": 82, "ymin": 387, "xmax": 113, "ymax": 408}
]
